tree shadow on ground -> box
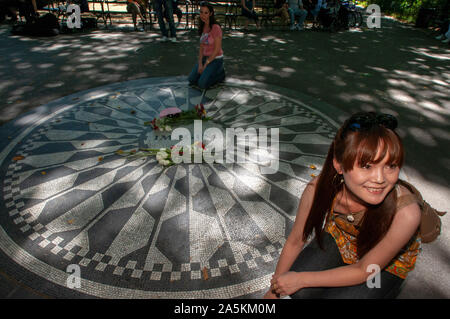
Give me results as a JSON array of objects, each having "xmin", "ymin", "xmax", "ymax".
[
  {"xmin": 0, "ymin": 15, "xmax": 449, "ymax": 298},
  {"xmin": 0, "ymin": 16, "xmax": 448, "ymax": 192},
  {"xmin": 223, "ymin": 18, "xmax": 450, "ymax": 191}
]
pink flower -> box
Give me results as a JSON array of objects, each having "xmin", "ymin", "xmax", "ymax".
[{"xmin": 159, "ymin": 107, "xmax": 182, "ymax": 118}]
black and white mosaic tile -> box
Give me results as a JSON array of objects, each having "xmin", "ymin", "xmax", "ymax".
[{"xmin": 0, "ymin": 78, "xmax": 340, "ymax": 298}]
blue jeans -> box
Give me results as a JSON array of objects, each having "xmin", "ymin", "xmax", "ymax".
[
  {"xmin": 154, "ymin": 0, "xmax": 176, "ymax": 38},
  {"xmin": 289, "ymin": 233, "xmax": 404, "ymax": 299},
  {"xmin": 288, "ymin": 7, "xmax": 307, "ymax": 27},
  {"xmin": 311, "ymin": 0, "xmax": 323, "ymax": 18},
  {"xmin": 188, "ymin": 57, "xmax": 225, "ymax": 90}
]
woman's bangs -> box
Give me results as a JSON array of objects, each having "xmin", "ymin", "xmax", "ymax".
[
  {"xmin": 339, "ymin": 128, "xmax": 404, "ymax": 171},
  {"xmin": 356, "ymin": 130, "xmax": 404, "ymax": 168}
]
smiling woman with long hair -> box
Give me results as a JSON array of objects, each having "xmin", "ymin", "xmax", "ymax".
[
  {"xmin": 188, "ymin": 2, "xmax": 225, "ymax": 90},
  {"xmin": 265, "ymin": 112, "xmax": 423, "ymax": 299}
]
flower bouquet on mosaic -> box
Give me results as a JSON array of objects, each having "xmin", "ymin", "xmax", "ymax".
[
  {"xmin": 116, "ymin": 142, "xmax": 209, "ymax": 167},
  {"xmin": 144, "ymin": 104, "xmax": 211, "ymax": 131}
]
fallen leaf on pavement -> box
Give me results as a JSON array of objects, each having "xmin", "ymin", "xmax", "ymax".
[{"xmin": 202, "ymin": 267, "xmax": 209, "ymax": 280}]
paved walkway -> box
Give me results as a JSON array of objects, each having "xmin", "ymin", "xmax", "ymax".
[{"xmin": 0, "ymin": 15, "xmax": 449, "ymax": 299}]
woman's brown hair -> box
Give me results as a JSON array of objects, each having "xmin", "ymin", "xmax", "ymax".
[
  {"xmin": 198, "ymin": 2, "xmax": 220, "ymax": 35},
  {"xmin": 302, "ymin": 112, "xmax": 405, "ymax": 259}
]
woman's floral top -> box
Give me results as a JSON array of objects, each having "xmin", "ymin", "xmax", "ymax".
[{"xmin": 324, "ymin": 186, "xmax": 422, "ymax": 279}]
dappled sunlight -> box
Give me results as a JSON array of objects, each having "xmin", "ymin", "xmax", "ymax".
[
  {"xmin": 228, "ymin": 32, "xmax": 246, "ymax": 38},
  {"xmin": 408, "ymin": 127, "xmax": 438, "ymax": 147},
  {"xmin": 37, "ymin": 63, "xmax": 55, "ymax": 69},
  {"xmin": 386, "ymin": 78, "xmax": 417, "ymax": 90},
  {"xmin": 0, "ymin": 15, "xmax": 449, "ymax": 195},
  {"xmin": 408, "ymin": 46, "xmax": 450, "ymax": 61},
  {"xmin": 418, "ymin": 100, "xmax": 449, "ymax": 114},
  {"xmin": 326, "ymin": 75, "xmax": 347, "ymax": 87},
  {"xmin": 44, "ymin": 81, "xmax": 65, "ymax": 88},
  {"xmin": 260, "ymin": 35, "xmax": 289, "ymax": 45},
  {"xmin": 387, "ymin": 88, "xmax": 416, "ymax": 103},
  {"xmin": 0, "ymin": 26, "xmax": 189, "ymax": 125}
]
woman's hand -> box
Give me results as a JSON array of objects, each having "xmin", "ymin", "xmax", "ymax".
[
  {"xmin": 197, "ymin": 63, "xmax": 205, "ymax": 74},
  {"xmin": 263, "ymin": 289, "xmax": 280, "ymax": 299},
  {"xmin": 270, "ymin": 271, "xmax": 304, "ymax": 296}
]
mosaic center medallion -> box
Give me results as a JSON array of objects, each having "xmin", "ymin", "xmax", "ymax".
[
  {"xmin": 0, "ymin": 79, "xmax": 339, "ymax": 298},
  {"xmin": 139, "ymin": 120, "xmax": 226, "ymax": 151}
]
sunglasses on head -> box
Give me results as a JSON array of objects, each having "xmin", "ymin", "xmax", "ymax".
[{"xmin": 345, "ymin": 112, "xmax": 398, "ymax": 132}]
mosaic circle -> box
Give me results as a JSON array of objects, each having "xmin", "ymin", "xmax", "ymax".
[{"xmin": 0, "ymin": 79, "xmax": 339, "ymax": 298}]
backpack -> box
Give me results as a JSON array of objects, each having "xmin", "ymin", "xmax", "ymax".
[{"xmin": 398, "ymin": 179, "xmax": 447, "ymax": 243}]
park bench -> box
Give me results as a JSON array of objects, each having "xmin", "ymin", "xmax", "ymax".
[
  {"xmin": 91, "ymin": 0, "xmax": 202, "ymax": 29},
  {"xmin": 41, "ymin": 0, "xmax": 293, "ymax": 31},
  {"xmin": 255, "ymin": 0, "xmax": 288, "ymax": 30},
  {"xmin": 42, "ymin": 0, "xmax": 112, "ymax": 27}
]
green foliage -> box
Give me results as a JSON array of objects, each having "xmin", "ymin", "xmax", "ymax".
[{"xmin": 365, "ymin": 0, "xmax": 448, "ymax": 23}]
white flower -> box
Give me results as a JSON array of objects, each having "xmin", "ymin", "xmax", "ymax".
[
  {"xmin": 161, "ymin": 151, "xmax": 169, "ymax": 159},
  {"xmin": 162, "ymin": 160, "xmax": 171, "ymax": 166},
  {"xmin": 165, "ymin": 125, "xmax": 172, "ymax": 132}
]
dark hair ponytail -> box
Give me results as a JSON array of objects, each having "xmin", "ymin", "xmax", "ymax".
[{"xmin": 302, "ymin": 141, "xmax": 341, "ymax": 249}]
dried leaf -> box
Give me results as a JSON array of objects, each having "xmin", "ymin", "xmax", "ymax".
[
  {"xmin": 67, "ymin": 219, "xmax": 74, "ymax": 224},
  {"xmin": 13, "ymin": 155, "xmax": 25, "ymax": 161},
  {"xmin": 41, "ymin": 171, "xmax": 46, "ymax": 175},
  {"xmin": 98, "ymin": 156, "xmax": 104, "ymax": 161},
  {"xmin": 310, "ymin": 173, "xmax": 316, "ymax": 177},
  {"xmin": 309, "ymin": 164, "xmax": 317, "ymax": 170},
  {"xmin": 202, "ymin": 267, "xmax": 209, "ymax": 280}
]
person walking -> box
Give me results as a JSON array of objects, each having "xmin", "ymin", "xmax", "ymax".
[{"xmin": 154, "ymin": 0, "xmax": 177, "ymax": 42}]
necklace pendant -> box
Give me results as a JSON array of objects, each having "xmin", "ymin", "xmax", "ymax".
[{"xmin": 346, "ymin": 214, "xmax": 355, "ymax": 223}]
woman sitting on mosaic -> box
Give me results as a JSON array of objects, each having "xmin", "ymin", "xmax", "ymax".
[
  {"xmin": 265, "ymin": 112, "xmax": 425, "ymax": 299},
  {"xmin": 188, "ymin": 2, "xmax": 226, "ymax": 90}
]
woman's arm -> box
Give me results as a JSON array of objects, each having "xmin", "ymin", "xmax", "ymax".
[
  {"xmin": 272, "ymin": 201, "xmax": 421, "ymax": 296},
  {"xmin": 198, "ymin": 44, "xmax": 204, "ymax": 63},
  {"xmin": 197, "ymin": 42, "xmax": 204, "ymax": 73},
  {"xmin": 263, "ymin": 178, "xmax": 318, "ymax": 298}
]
